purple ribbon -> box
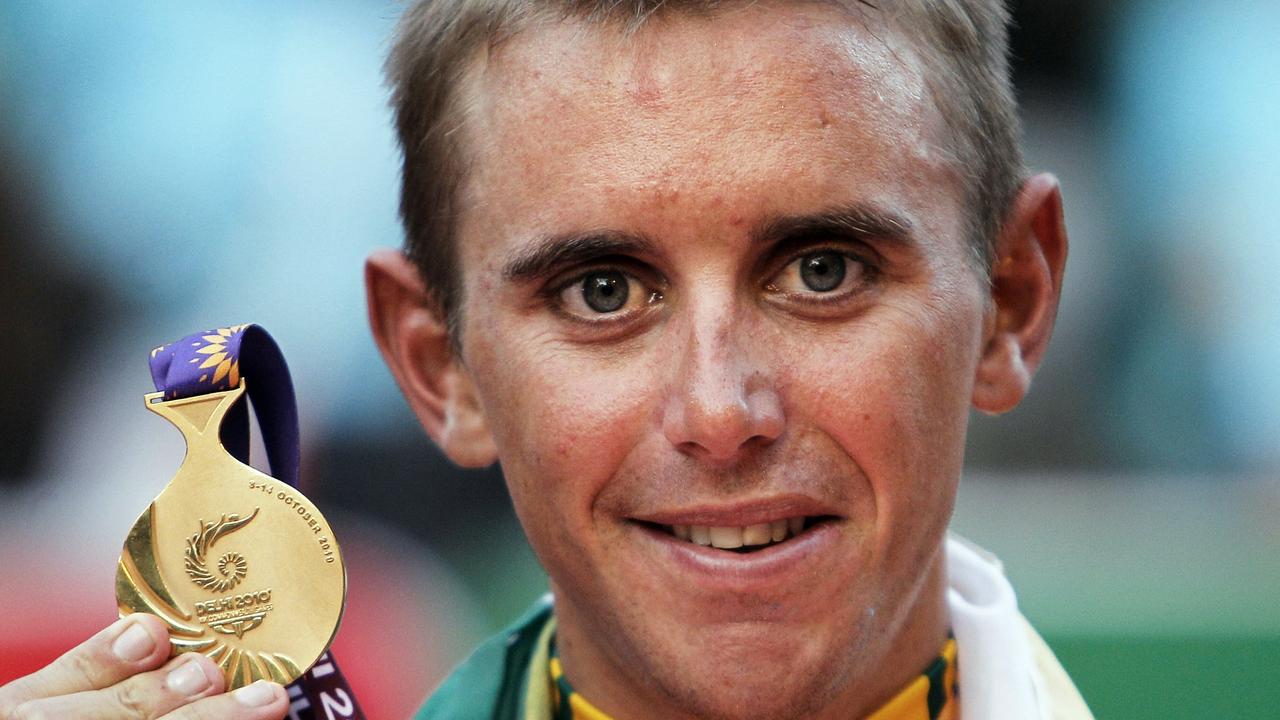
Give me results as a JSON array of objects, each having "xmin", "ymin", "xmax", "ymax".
[
  {"xmin": 148, "ymin": 324, "xmax": 365, "ymax": 720},
  {"xmin": 148, "ymin": 324, "xmax": 299, "ymax": 486}
]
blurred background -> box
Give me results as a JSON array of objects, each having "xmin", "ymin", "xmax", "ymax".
[{"xmin": 0, "ymin": 1, "xmax": 1276, "ymax": 717}]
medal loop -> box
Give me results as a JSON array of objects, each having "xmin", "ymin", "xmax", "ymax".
[{"xmin": 148, "ymin": 324, "xmax": 299, "ymax": 488}]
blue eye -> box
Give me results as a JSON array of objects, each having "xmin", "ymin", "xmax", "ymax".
[
  {"xmin": 799, "ymin": 251, "xmax": 846, "ymax": 292},
  {"xmin": 556, "ymin": 269, "xmax": 659, "ymax": 321},
  {"xmin": 769, "ymin": 250, "xmax": 867, "ymax": 298},
  {"xmin": 582, "ymin": 271, "xmax": 629, "ymax": 313}
]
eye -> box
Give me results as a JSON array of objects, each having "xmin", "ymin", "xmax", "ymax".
[
  {"xmin": 557, "ymin": 269, "xmax": 659, "ymax": 319},
  {"xmin": 582, "ymin": 271, "xmax": 628, "ymax": 312},
  {"xmin": 798, "ymin": 251, "xmax": 845, "ymax": 291},
  {"xmin": 768, "ymin": 250, "xmax": 869, "ymax": 297}
]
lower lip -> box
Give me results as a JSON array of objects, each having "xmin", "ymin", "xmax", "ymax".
[{"xmin": 631, "ymin": 521, "xmax": 843, "ymax": 591}]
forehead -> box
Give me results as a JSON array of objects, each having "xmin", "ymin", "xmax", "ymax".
[{"xmin": 455, "ymin": 3, "xmax": 959, "ymax": 253}]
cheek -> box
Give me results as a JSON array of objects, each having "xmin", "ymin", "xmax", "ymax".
[
  {"xmin": 791, "ymin": 298, "xmax": 982, "ymax": 545},
  {"xmin": 464, "ymin": 324, "xmax": 661, "ymax": 542}
]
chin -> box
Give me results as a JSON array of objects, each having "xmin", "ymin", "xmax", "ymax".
[
  {"xmin": 641, "ymin": 614, "xmax": 868, "ymax": 720},
  {"xmin": 657, "ymin": 653, "xmax": 846, "ymax": 720}
]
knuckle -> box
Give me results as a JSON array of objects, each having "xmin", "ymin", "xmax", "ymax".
[
  {"xmin": 114, "ymin": 678, "xmax": 151, "ymax": 718},
  {"xmin": 64, "ymin": 648, "xmax": 105, "ymax": 688}
]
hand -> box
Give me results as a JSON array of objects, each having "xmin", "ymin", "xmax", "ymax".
[{"xmin": 0, "ymin": 613, "xmax": 288, "ymax": 719}]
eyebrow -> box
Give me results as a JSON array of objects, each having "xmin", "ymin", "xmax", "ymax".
[
  {"xmin": 500, "ymin": 203, "xmax": 914, "ymax": 282},
  {"xmin": 751, "ymin": 203, "xmax": 915, "ymax": 248},
  {"xmin": 502, "ymin": 230, "xmax": 656, "ymax": 281}
]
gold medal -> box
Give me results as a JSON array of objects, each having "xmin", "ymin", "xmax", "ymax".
[{"xmin": 116, "ymin": 382, "xmax": 347, "ymax": 689}]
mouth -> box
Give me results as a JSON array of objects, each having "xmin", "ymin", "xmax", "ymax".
[{"xmin": 636, "ymin": 515, "xmax": 839, "ymax": 554}]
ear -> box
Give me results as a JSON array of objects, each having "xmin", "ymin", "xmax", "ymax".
[
  {"xmin": 365, "ymin": 249, "xmax": 498, "ymax": 467},
  {"xmin": 972, "ymin": 173, "xmax": 1069, "ymax": 415}
]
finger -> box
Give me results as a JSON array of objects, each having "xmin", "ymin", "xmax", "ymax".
[
  {"xmin": 0, "ymin": 613, "xmax": 171, "ymax": 712},
  {"xmin": 8, "ymin": 652, "xmax": 225, "ymax": 720},
  {"xmin": 160, "ymin": 680, "xmax": 288, "ymax": 720}
]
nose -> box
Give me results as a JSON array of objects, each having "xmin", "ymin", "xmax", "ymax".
[{"xmin": 661, "ymin": 314, "xmax": 785, "ymax": 465}]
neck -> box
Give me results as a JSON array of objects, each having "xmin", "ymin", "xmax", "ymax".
[{"xmin": 838, "ymin": 556, "xmax": 951, "ymax": 718}]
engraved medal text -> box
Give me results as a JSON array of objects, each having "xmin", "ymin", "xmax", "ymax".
[{"xmin": 184, "ymin": 508, "xmax": 273, "ymax": 638}]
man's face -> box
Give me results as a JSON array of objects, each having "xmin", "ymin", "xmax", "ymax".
[{"xmin": 451, "ymin": 5, "xmax": 988, "ymax": 718}]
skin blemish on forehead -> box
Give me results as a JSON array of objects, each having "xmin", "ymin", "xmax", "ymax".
[{"xmin": 627, "ymin": 69, "xmax": 668, "ymax": 109}]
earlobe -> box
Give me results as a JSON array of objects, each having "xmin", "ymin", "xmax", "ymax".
[
  {"xmin": 365, "ymin": 249, "xmax": 498, "ymax": 467},
  {"xmin": 972, "ymin": 173, "xmax": 1068, "ymax": 415}
]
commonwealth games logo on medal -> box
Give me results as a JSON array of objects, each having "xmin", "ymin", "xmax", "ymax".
[
  {"xmin": 184, "ymin": 508, "xmax": 275, "ymax": 639},
  {"xmin": 185, "ymin": 508, "xmax": 258, "ymax": 592}
]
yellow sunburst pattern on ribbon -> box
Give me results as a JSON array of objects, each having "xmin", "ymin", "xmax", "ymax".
[{"xmin": 189, "ymin": 324, "xmax": 248, "ymax": 388}]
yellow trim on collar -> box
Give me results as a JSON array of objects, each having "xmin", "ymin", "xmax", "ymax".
[
  {"xmin": 538, "ymin": 621, "xmax": 959, "ymax": 720},
  {"xmin": 522, "ymin": 612, "xmax": 558, "ymax": 720},
  {"xmin": 867, "ymin": 639, "xmax": 959, "ymax": 720}
]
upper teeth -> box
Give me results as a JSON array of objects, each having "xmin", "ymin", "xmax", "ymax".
[{"xmin": 671, "ymin": 517, "xmax": 807, "ymax": 549}]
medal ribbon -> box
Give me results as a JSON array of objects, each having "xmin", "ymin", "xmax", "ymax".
[{"xmin": 148, "ymin": 324, "xmax": 366, "ymax": 720}]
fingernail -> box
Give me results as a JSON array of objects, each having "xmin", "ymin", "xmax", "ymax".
[
  {"xmin": 111, "ymin": 622, "xmax": 153, "ymax": 662},
  {"xmin": 234, "ymin": 680, "xmax": 280, "ymax": 707},
  {"xmin": 166, "ymin": 658, "xmax": 215, "ymax": 696}
]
